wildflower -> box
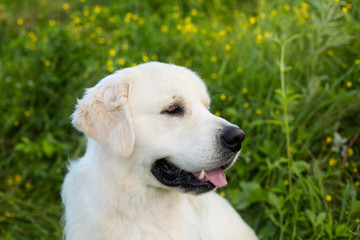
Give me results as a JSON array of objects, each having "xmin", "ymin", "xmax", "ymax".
[
  {"xmin": 173, "ymin": 5, "xmax": 180, "ymax": 11},
  {"xmin": 75, "ymin": 34, "xmax": 81, "ymax": 40},
  {"xmin": 342, "ymin": 7, "xmax": 348, "ymax": 13},
  {"xmin": 326, "ymin": 136, "xmax": 333, "ymax": 144},
  {"xmin": 356, "ymin": 219, "xmax": 360, "ymax": 223},
  {"xmin": 122, "ymin": 44, "xmax": 128, "ymax": 51},
  {"xmin": 7, "ymin": 178, "xmax": 13, "ymax": 186},
  {"xmin": 205, "ymin": 40, "xmax": 212, "ymax": 46},
  {"xmin": 249, "ymin": 17, "xmax": 256, "ymax": 25},
  {"xmin": 131, "ymin": 63, "xmax": 137, "ymax": 67},
  {"xmin": 210, "ymin": 56, "xmax": 217, "ymax": 62},
  {"xmin": 25, "ymin": 181, "xmax": 32, "ymax": 189},
  {"xmin": 348, "ymin": 148, "xmax": 354, "ymax": 156},
  {"xmin": 138, "ymin": 18, "xmax": 145, "ymax": 25},
  {"xmin": 83, "ymin": 9, "xmax": 89, "ymax": 17},
  {"xmin": 284, "ymin": 180, "xmax": 289, "ymax": 186},
  {"xmin": 355, "ymin": 181, "xmax": 360, "ymax": 187},
  {"xmin": 329, "ymin": 158, "xmax": 337, "ymax": 166},
  {"xmin": 62, "ymin": 3, "xmax": 70, "ymax": 10},
  {"xmin": 256, "ymin": 34, "xmax": 262, "ymax": 44},
  {"xmin": 242, "ymin": 120, "xmax": 249, "ymax": 126},
  {"xmin": 264, "ymin": 32, "xmax": 270, "ymax": 37},
  {"xmin": 347, "ymin": 3, "xmax": 352, "ymax": 9},
  {"xmin": 98, "ymin": 38, "xmax": 106, "ymax": 44},
  {"xmin": 284, "ymin": 5, "xmax": 291, "ymax": 11},
  {"xmin": 355, "ymin": 59, "xmax": 360, "ymax": 65},
  {"xmin": 93, "ymin": 5, "xmax": 101, "ymax": 14},
  {"xmin": 211, "ymin": 73, "xmax": 218, "ymax": 79},
  {"xmin": 215, "ymin": 111, "xmax": 221, "ymax": 116},
  {"xmin": 24, "ymin": 110, "xmax": 30, "ymax": 117},
  {"xmin": 327, "ymin": 50, "xmax": 333, "ymax": 56},
  {"xmin": 17, "ymin": 18, "xmax": 23, "ymax": 26},
  {"xmin": 14, "ymin": 121, "xmax": 20, "ymax": 127},
  {"xmin": 220, "ymin": 94, "xmax": 226, "ymax": 101},
  {"xmin": 118, "ymin": 59, "xmax": 125, "ymax": 66},
  {"xmin": 333, "ymin": 0, "xmax": 339, "ymax": 2},
  {"xmin": 256, "ymin": 109, "xmax": 262, "ymax": 115},
  {"xmin": 107, "ymin": 66, "xmax": 114, "ymax": 72},
  {"xmin": 237, "ymin": 67, "xmax": 243, "ymax": 73},
  {"xmin": 14, "ymin": 174, "xmax": 22, "ymax": 184},
  {"xmin": 142, "ymin": 54, "xmax": 149, "ymax": 62},
  {"xmin": 243, "ymin": 102, "xmax": 249, "ymax": 109},
  {"xmin": 151, "ymin": 54, "xmax": 158, "ymax": 61},
  {"xmin": 124, "ymin": 13, "xmax": 132, "ymax": 23},
  {"xmin": 224, "ymin": 44, "xmax": 231, "ymax": 51},
  {"xmin": 161, "ymin": 25, "xmax": 168, "ymax": 33},
  {"xmin": 28, "ymin": 32, "xmax": 38, "ymax": 42},
  {"xmin": 106, "ymin": 59, "xmax": 113, "ymax": 66},
  {"xmin": 4, "ymin": 211, "xmax": 11, "ymax": 217},
  {"xmin": 275, "ymin": 109, "xmax": 280, "ymax": 114},
  {"xmin": 220, "ymin": 191, "xmax": 226, "ymax": 197},
  {"xmin": 242, "ymin": 88, "xmax": 248, "ymax": 94},
  {"xmin": 132, "ymin": 14, "xmax": 139, "ymax": 21},
  {"xmin": 109, "ymin": 49, "xmax": 116, "ymax": 56},
  {"xmin": 191, "ymin": 9, "xmax": 198, "ymax": 16},
  {"xmin": 345, "ymin": 162, "xmax": 349, "ymax": 167},
  {"xmin": 45, "ymin": 60, "xmax": 51, "ymax": 67},
  {"xmin": 96, "ymin": 27, "xmax": 103, "ymax": 33},
  {"xmin": 49, "ymin": 20, "xmax": 56, "ymax": 27},
  {"xmin": 346, "ymin": 81, "xmax": 352, "ymax": 88},
  {"xmin": 326, "ymin": 195, "xmax": 332, "ymax": 201}
]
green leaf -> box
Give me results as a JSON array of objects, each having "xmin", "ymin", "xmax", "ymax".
[
  {"xmin": 315, "ymin": 212, "xmax": 326, "ymax": 226},
  {"xmin": 305, "ymin": 209, "xmax": 316, "ymax": 226}
]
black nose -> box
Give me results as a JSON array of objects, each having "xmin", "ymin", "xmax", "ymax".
[{"xmin": 221, "ymin": 127, "xmax": 245, "ymax": 152}]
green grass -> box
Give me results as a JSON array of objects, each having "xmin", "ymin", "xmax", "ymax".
[{"xmin": 1, "ymin": 0, "xmax": 360, "ymax": 239}]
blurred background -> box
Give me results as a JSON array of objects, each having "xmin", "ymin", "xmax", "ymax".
[{"xmin": 1, "ymin": 0, "xmax": 359, "ymax": 239}]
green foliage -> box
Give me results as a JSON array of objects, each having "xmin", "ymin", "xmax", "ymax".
[{"xmin": 1, "ymin": 0, "xmax": 360, "ymax": 239}]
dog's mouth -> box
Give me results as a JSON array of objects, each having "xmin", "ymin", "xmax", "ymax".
[{"xmin": 151, "ymin": 158, "xmax": 233, "ymax": 194}]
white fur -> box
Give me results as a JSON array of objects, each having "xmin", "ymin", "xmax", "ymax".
[{"xmin": 62, "ymin": 62, "xmax": 258, "ymax": 240}]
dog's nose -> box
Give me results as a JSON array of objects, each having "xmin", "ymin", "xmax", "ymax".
[{"xmin": 221, "ymin": 127, "xmax": 245, "ymax": 152}]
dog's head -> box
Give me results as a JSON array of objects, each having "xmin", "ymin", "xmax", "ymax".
[{"xmin": 72, "ymin": 62, "xmax": 245, "ymax": 194}]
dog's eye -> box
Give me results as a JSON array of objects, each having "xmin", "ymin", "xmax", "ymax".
[{"xmin": 161, "ymin": 104, "xmax": 184, "ymax": 116}]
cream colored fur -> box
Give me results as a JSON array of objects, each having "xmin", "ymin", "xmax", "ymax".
[{"xmin": 62, "ymin": 62, "xmax": 258, "ymax": 240}]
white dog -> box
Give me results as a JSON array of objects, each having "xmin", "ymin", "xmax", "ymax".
[{"xmin": 62, "ymin": 62, "xmax": 258, "ymax": 240}]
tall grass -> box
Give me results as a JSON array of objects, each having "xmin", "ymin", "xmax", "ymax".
[{"xmin": 0, "ymin": 0, "xmax": 359, "ymax": 239}]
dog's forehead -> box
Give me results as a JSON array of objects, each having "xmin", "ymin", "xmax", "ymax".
[{"xmin": 129, "ymin": 63, "xmax": 210, "ymax": 108}]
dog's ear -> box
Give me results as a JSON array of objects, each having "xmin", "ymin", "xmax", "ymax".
[{"xmin": 71, "ymin": 74, "xmax": 135, "ymax": 159}]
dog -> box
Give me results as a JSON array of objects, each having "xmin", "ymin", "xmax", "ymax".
[{"xmin": 62, "ymin": 62, "xmax": 258, "ymax": 239}]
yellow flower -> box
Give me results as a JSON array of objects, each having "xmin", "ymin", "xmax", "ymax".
[
  {"xmin": 49, "ymin": 20, "xmax": 56, "ymax": 27},
  {"xmin": 284, "ymin": 180, "xmax": 289, "ymax": 186},
  {"xmin": 256, "ymin": 34, "xmax": 262, "ymax": 44},
  {"xmin": 224, "ymin": 44, "xmax": 231, "ymax": 51},
  {"xmin": 355, "ymin": 181, "xmax": 360, "ymax": 187},
  {"xmin": 347, "ymin": 3, "xmax": 352, "ymax": 9},
  {"xmin": 14, "ymin": 174, "xmax": 22, "ymax": 184},
  {"xmin": 83, "ymin": 9, "xmax": 89, "ymax": 17},
  {"xmin": 348, "ymin": 148, "xmax": 354, "ymax": 156},
  {"xmin": 275, "ymin": 109, "xmax": 280, "ymax": 114},
  {"xmin": 237, "ymin": 67, "xmax": 243, "ymax": 73},
  {"xmin": 243, "ymin": 102, "xmax": 249, "ymax": 109},
  {"xmin": 256, "ymin": 109, "xmax": 262, "ymax": 115},
  {"xmin": 25, "ymin": 181, "xmax": 32, "ymax": 189},
  {"xmin": 24, "ymin": 110, "xmax": 30, "ymax": 117},
  {"xmin": 284, "ymin": 5, "xmax": 291, "ymax": 11},
  {"xmin": 242, "ymin": 88, "xmax": 248, "ymax": 94},
  {"xmin": 326, "ymin": 136, "xmax": 333, "ymax": 144},
  {"xmin": 131, "ymin": 63, "xmax": 137, "ymax": 67},
  {"xmin": 264, "ymin": 32, "xmax": 270, "ymax": 37},
  {"xmin": 98, "ymin": 38, "xmax": 106, "ymax": 44},
  {"xmin": 205, "ymin": 40, "xmax": 211, "ymax": 46},
  {"xmin": 4, "ymin": 211, "xmax": 11, "ymax": 217},
  {"xmin": 211, "ymin": 73, "xmax": 218, "ymax": 79},
  {"xmin": 7, "ymin": 178, "xmax": 13, "ymax": 186},
  {"xmin": 220, "ymin": 191, "xmax": 226, "ymax": 197},
  {"xmin": 346, "ymin": 81, "xmax": 352, "ymax": 88},
  {"xmin": 210, "ymin": 56, "xmax": 217, "ymax": 62},
  {"xmin": 327, "ymin": 50, "xmax": 333, "ymax": 56},
  {"xmin": 75, "ymin": 34, "xmax": 81, "ymax": 40},
  {"xmin": 249, "ymin": 17, "xmax": 256, "ymax": 25},
  {"xmin": 215, "ymin": 111, "xmax": 221, "ymax": 116},
  {"xmin": 220, "ymin": 94, "xmax": 226, "ymax": 101},
  {"xmin": 151, "ymin": 54, "xmax": 158, "ymax": 61},
  {"xmin": 109, "ymin": 49, "xmax": 116, "ymax": 56},
  {"xmin": 142, "ymin": 54, "xmax": 149, "ymax": 62},
  {"xmin": 161, "ymin": 25, "xmax": 168, "ymax": 33},
  {"xmin": 333, "ymin": 0, "xmax": 340, "ymax": 2},
  {"xmin": 45, "ymin": 60, "xmax": 51, "ymax": 67},
  {"xmin": 191, "ymin": 9, "xmax": 198, "ymax": 16},
  {"xmin": 353, "ymin": 168, "xmax": 358, "ymax": 173},
  {"xmin": 355, "ymin": 59, "xmax": 360, "ymax": 65},
  {"xmin": 106, "ymin": 59, "xmax": 113, "ymax": 66},
  {"xmin": 93, "ymin": 5, "xmax": 101, "ymax": 14},
  {"xmin": 62, "ymin": 3, "xmax": 70, "ymax": 10},
  {"xmin": 17, "ymin": 18, "xmax": 24, "ymax": 26},
  {"xmin": 342, "ymin": 7, "xmax": 348, "ymax": 13},
  {"xmin": 326, "ymin": 195, "xmax": 332, "ymax": 201},
  {"xmin": 329, "ymin": 158, "xmax": 337, "ymax": 166},
  {"xmin": 107, "ymin": 65, "xmax": 114, "ymax": 72},
  {"xmin": 118, "ymin": 59, "xmax": 125, "ymax": 66}
]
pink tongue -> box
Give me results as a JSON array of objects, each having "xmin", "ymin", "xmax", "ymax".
[{"xmin": 205, "ymin": 168, "xmax": 227, "ymax": 188}]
